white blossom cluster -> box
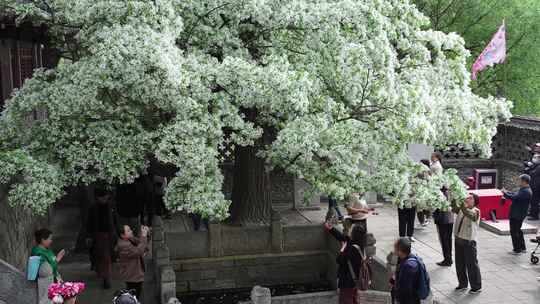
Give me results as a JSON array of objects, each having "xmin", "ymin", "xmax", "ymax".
[{"xmin": 0, "ymin": 0, "xmax": 511, "ymax": 219}]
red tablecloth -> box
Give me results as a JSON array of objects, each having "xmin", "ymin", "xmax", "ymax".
[{"xmin": 469, "ymin": 189, "xmax": 511, "ymax": 220}]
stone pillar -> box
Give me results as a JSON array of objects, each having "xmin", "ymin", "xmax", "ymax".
[
  {"xmin": 386, "ymin": 251, "xmax": 398, "ymax": 281},
  {"xmin": 159, "ymin": 265, "xmax": 176, "ymax": 304},
  {"xmin": 365, "ymin": 233, "xmax": 377, "ymax": 257},
  {"xmin": 155, "ymin": 246, "xmax": 170, "ymax": 268},
  {"xmin": 293, "ymin": 178, "xmax": 321, "ymax": 210},
  {"xmin": 251, "ymin": 286, "xmax": 271, "ymax": 304},
  {"xmin": 208, "ymin": 221, "xmax": 222, "ymax": 257},
  {"xmin": 152, "ymin": 216, "xmax": 165, "ymax": 259},
  {"xmin": 271, "ymin": 211, "xmax": 283, "ymax": 253}
]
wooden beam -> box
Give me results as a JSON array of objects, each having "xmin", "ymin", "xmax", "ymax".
[
  {"xmin": 11, "ymin": 40, "xmax": 20, "ymax": 88},
  {"xmin": 0, "ymin": 39, "xmax": 13, "ymax": 103}
]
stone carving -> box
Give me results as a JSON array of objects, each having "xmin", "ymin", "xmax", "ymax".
[{"xmin": 251, "ymin": 286, "xmax": 271, "ymax": 304}]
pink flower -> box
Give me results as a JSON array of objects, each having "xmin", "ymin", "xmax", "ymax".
[{"xmin": 48, "ymin": 282, "xmax": 86, "ymax": 301}]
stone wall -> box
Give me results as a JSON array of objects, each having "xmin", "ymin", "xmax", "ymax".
[
  {"xmin": 169, "ymin": 217, "xmax": 379, "ymax": 296},
  {"xmin": 238, "ymin": 290, "xmax": 394, "ymax": 304},
  {"xmin": 441, "ymin": 117, "xmax": 540, "ymax": 191},
  {"xmin": 0, "ymin": 258, "xmax": 37, "ymax": 304},
  {"xmin": 167, "ymin": 219, "xmax": 328, "ymax": 261},
  {"xmin": 169, "ymin": 219, "xmax": 331, "ymax": 294},
  {"xmin": 173, "ymin": 251, "xmax": 329, "ymax": 293}
]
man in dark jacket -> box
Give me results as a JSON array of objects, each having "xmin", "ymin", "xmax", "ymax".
[
  {"xmin": 86, "ymin": 187, "xmax": 119, "ymax": 289},
  {"xmin": 526, "ymin": 154, "xmax": 540, "ymax": 220},
  {"xmin": 503, "ymin": 174, "xmax": 533, "ymax": 254},
  {"xmin": 391, "ymin": 237, "xmax": 420, "ymax": 304}
]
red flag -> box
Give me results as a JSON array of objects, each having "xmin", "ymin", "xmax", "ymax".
[{"xmin": 472, "ymin": 22, "xmax": 506, "ymax": 80}]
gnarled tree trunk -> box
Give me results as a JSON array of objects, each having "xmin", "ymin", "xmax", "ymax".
[
  {"xmin": 0, "ymin": 184, "xmax": 47, "ymax": 270},
  {"xmin": 229, "ymin": 109, "xmax": 273, "ymax": 225}
]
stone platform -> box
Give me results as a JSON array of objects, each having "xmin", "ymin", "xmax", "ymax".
[{"xmin": 480, "ymin": 219, "xmax": 538, "ymax": 236}]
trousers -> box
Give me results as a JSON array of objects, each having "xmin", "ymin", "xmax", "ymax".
[
  {"xmin": 510, "ymin": 218, "xmax": 526, "ymax": 252},
  {"xmin": 530, "ymin": 192, "xmax": 540, "ymax": 218},
  {"xmin": 455, "ymin": 238, "xmax": 482, "ymax": 290},
  {"xmin": 398, "ymin": 207, "xmax": 416, "ymax": 237},
  {"xmin": 437, "ymin": 223, "xmax": 453, "ymax": 263},
  {"xmin": 339, "ymin": 288, "xmax": 358, "ymax": 304},
  {"xmin": 93, "ymin": 232, "xmax": 112, "ymax": 280}
]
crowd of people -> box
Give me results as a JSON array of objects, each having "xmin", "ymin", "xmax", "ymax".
[
  {"xmin": 28, "ymin": 152, "xmax": 540, "ymax": 304},
  {"xmin": 30, "ymin": 174, "xmax": 172, "ymax": 304},
  {"xmin": 305, "ymin": 151, "xmax": 533, "ymax": 303},
  {"xmin": 324, "ymin": 151, "xmax": 540, "ymax": 304}
]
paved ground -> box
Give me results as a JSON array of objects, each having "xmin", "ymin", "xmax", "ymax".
[{"xmin": 299, "ymin": 203, "xmax": 540, "ymax": 304}]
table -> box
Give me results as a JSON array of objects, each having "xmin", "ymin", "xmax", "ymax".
[{"xmin": 468, "ymin": 189, "xmax": 511, "ymax": 220}]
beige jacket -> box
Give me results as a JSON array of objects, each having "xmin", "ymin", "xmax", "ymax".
[{"xmin": 452, "ymin": 202, "xmax": 480, "ymax": 242}]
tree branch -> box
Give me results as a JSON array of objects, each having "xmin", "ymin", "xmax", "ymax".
[{"xmin": 184, "ymin": 3, "xmax": 231, "ymax": 44}]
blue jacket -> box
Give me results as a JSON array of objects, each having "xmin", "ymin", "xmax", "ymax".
[
  {"xmin": 503, "ymin": 187, "xmax": 532, "ymax": 220},
  {"xmin": 394, "ymin": 254, "xmax": 420, "ymax": 304}
]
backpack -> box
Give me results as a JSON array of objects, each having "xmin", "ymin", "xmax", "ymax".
[
  {"xmin": 408, "ymin": 255, "xmax": 430, "ymax": 300},
  {"xmin": 26, "ymin": 256, "xmax": 41, "ymax": 281},
  {"xmin": 347, "ymin": 245, "xmax": 372, "ymax": 291}
]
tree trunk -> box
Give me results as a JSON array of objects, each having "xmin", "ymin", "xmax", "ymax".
[
  {"xmin": 0, "ymin": 184, "xmax": 47, "ymax": 270},
  {"xmin": 229, "ymin": 142, "xmax": 273, "ymax": 225},
  {"xmin": 229, "ymin": 109, "xmax": 273, "ymax": 225}
]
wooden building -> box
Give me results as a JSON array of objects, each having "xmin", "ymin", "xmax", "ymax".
[{"xmin": 0, "ymin": 16, "xmax": 57, "ymax": 107}]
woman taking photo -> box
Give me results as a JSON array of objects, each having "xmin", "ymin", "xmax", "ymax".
[
  {"xmin": 324, "ymin": 221, "xmax": 367, "ymax": 304},
  {"xmin": 31, "ymin": 228, "xmax": 66, "ymax": 304}
]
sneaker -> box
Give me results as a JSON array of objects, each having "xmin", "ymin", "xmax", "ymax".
[
  {"xmin": 455, "ymin": 286, "xmax": 467, "ymax": 291},
  {"xmin": 469, "ymin": 288, "xmax": 482, "ymax": 294},
  {"xmin": 409, "ymin": 236, "xmax": 416, "ymax": 242},
  {"xmin": 437, "ymin": 261, "xmax": 453, "ymax": 267}
]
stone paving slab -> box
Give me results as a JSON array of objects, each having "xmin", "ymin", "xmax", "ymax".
[
  {"xmin": 297, "ymin": 203, "xmax": 540, "ymax": 304},
  {"xmin": 480, "ymin": 219, "xmax": 538, "ymax": 236}
]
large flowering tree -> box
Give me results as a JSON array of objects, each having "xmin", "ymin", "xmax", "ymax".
[{"xmin": 0, "ymin": 0, "xmax": 511, "ymax": 224}]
